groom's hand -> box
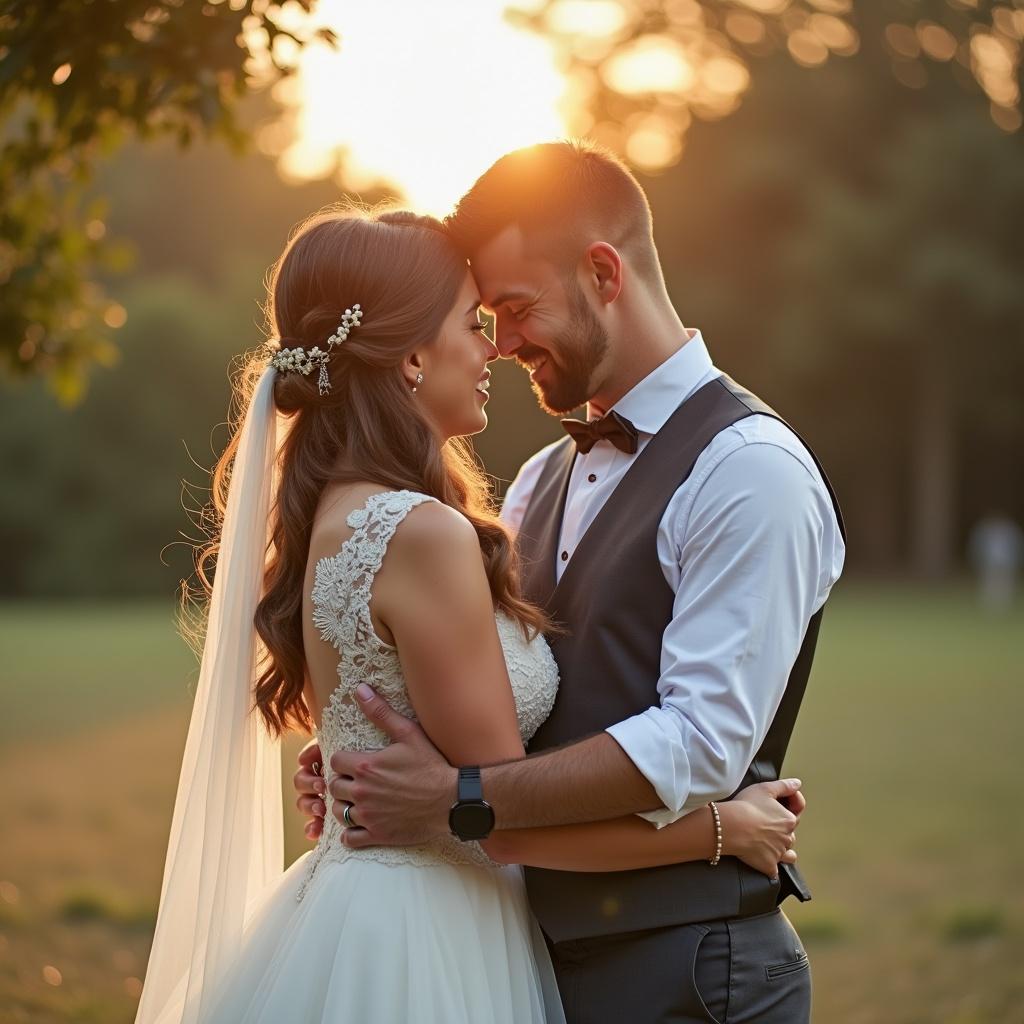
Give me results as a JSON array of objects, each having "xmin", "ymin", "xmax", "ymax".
[{"xmin": 328, "ymin": 684, "xmax": 457, "ymax": 848}]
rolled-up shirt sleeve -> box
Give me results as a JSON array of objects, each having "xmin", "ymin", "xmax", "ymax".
[{"xmin": 606, "ymin": 439, "xmax": 843, "ymax": 825}]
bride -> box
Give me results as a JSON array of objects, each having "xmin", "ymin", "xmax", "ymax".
[{"xmin": 135, "ymin": 207, "xmax": 804, "ymax": 1024}]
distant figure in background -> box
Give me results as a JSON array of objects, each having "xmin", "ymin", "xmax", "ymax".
[{"xmin": 969, "ymin": 512, "xmax": 1023, "ymax": 610}]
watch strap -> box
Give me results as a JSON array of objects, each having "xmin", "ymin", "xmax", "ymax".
[{"xmin": 457, "ymin": 765, "xmax": 483, "ymax": 803}]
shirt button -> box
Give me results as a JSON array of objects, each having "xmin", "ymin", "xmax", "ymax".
[
  {"xmin": 587, "ymin": 473, "xmax": 597, "ymax": 483},
  {"xmin": 560, "ymin": 551, "xmax": 569, "ymax": 561}
]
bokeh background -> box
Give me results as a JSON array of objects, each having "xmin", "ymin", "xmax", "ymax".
[{"xmin": 2, "ymin": 1, "xmax": 1023, "ymax": 1021}]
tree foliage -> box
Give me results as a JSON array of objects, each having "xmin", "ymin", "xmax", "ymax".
[
  {"xmin": 0, "ymin": 132, "xmax": 344, "ymax": 599},
  {"xmin": 0, "ymin": 0, "xmax": 334, "ymax": 402},
  {"xmin": 523, "ymin": 0, "xmax": 1022, "ymax": 163},
  {"xmin": 2, "ymin": 0, "xmax": 1020, "ymax": 401}
]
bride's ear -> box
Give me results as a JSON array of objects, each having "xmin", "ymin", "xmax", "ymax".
[{"xmin": 401, "ymin": 350, "xmax": 425, "ymax": 391}]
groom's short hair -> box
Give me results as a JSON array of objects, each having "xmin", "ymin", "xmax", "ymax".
[{"xmin": 446, "ymin": 140, "xmax": 661, "ymax": 283}]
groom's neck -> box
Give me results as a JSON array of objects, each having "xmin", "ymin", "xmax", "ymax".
[{"xmin": 588, "ymin": 290, "xmax": 691, "ymax": 416}]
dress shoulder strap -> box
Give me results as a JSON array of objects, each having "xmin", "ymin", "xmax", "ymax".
[
  {"xmin": 311, "ymin": 490, "xmax": 437, "ymax": 653},
  {"xmin": 347, "ymin": 489, "xmax": 437, "ymax": 536}
]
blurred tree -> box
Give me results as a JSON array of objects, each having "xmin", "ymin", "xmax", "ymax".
[
  {"xmin": 0, "ymin": 130, "xmax": 345, "ymax": 598},
  {"xmin": 525, "ymin": 0, "xmax": 1022, "ymax": 168},
  {"xmin": 636, "ymin": 31, "xmax": 1024, "ymax": 577},
  {"xmin": 0, "ymin": 273, "xmax": 240, "ymax": 595},
  {"xmin": 0, "ymin": 0, "xmax": 334, "ymax": 402},
  {"xmin": 776, "ymin": 109, "xmax": 1024, "ymax": 578}
]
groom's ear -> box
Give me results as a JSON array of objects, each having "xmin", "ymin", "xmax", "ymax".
[{"xmin": 584, "ymin": 242, "xmax": 623, "ymax": 305}]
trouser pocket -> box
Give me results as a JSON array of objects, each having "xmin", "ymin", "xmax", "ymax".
[
  {"xmin": 726, "ymin": 909, "xmax": 812, "ymax": 1023},
  {"xmin": 765, "ymin": 951, "xmax": 810, "ymax": 981}
]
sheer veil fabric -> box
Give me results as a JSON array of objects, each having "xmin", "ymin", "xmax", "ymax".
[{"xmin": 135, "ymin": 368, "xmax": 285, "ymax": 1024}]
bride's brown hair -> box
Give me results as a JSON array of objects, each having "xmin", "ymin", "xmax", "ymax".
[{"xmin": 197, "ymin": 206, "xmax": 550, "ymax": 736}]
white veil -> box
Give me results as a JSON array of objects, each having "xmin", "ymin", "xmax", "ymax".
[{"xmin": 136, "ymin": 367, "xmax": 284, "ymax": 1024}]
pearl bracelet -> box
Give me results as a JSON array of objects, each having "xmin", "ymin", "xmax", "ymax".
[{"xmin": 708, "ymin": 800, "xmax": 723, "ymax": 866}]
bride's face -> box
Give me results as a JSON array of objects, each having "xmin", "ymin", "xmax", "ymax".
[{"xmin": 412, "ymin": 272, "xmax": 498, "ymax": 440}]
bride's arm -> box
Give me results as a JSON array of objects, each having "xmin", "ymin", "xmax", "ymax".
[
  {"xmin": 372, "ymin": 501, "xmax": 527, "ymax": 767},
  {"xmin": 482, "ymin": 780, "xmax": 802, "ymax": 878}
]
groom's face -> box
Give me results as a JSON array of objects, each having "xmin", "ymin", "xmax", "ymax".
[{"xmin": 472, "ymin": 225, "xmax": 609, "ymax": 416}]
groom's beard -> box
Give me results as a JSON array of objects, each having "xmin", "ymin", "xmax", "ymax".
[{"xmin": 524, "ymin": 279, "xmax": 609, "ymax": 416}]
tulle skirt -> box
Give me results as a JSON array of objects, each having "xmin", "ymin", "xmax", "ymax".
[{"xmin": 200, "ymin": 850, "xmax": 565, "ymax": 1024}]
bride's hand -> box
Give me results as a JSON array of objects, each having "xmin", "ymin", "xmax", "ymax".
[
  {"xmin": 718, "ymin": 778, "xmax": 804, "ymax": 878},
  {"xmin": 294, "ymin": 739, "xmax": 327, "ymax": 840}
]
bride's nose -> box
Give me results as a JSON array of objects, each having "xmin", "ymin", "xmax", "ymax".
[{"xmin": 482, "ymin": 336, "xmax": 499, "ymax": 362}]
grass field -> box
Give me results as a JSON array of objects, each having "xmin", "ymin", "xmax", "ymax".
[{"xmin": 1, "ymin": 586, "xmax": 1022, "ymax": 1023}]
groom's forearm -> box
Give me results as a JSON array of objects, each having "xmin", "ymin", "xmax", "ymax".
[{"xmin": 481, "ymin": 732, "xmax": 664, "ymax": 829}]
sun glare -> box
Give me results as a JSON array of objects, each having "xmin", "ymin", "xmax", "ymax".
[{"xmin": 271, "ymin": 0, "xmax": 569, "ymax": 217}]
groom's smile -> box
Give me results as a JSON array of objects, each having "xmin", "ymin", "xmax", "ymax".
[{"xmin": 514, "ymin": 346, "xmax": 549, "ymax": 378}]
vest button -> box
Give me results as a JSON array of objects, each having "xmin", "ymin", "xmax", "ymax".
[
  {"xmin": 587, "ymin": 473, "xmax": 597, "ymax": 483},
  {"xmin": 560, "ymin": 551, "xmax": 569, "ymax": 561}
]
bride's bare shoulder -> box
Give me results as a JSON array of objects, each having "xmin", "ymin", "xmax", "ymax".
[
  {"xmin": 374, "ymin": 500, "xmax": 489, "ymax": 629},
  {"xmin": 376, "ymin": 499, "xmax": 482, "ymax": 590},
  {"xmin": 389, "ymin": 498, "xmax": 475, "ymax": 549}
]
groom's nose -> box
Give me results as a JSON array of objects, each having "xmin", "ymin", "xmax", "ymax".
[{"xmin": 494, "ymin": 316, "xmax": 522, "ymax": 358}]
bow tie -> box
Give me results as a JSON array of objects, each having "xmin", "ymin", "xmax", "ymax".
[{"xmin": 560, "ymin": 410, "xmax": 639, "ymax": 455}]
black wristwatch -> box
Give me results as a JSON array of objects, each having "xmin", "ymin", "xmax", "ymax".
[{"xmin": 448, "ymin": 766, "xmax": 495, "ymax": 842}]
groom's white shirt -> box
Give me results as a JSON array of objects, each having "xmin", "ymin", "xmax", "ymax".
[{"xmin": 501, "ymin": 331, "xmax": 846, "ymax": 824}]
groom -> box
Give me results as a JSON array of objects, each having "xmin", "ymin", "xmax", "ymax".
[{"xmin": 295, "ymin": 141, "xmax": 845, "ymax": 1022}]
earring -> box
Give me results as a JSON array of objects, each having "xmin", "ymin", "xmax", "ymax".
[{"xmin": 412, "ymin": 372, "xmax": 424, "ymax": 393}]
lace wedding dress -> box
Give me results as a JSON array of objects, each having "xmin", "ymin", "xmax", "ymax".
[{"xmin": 200, "ymin": 490, "xmax": 564, "ymax": 1024}]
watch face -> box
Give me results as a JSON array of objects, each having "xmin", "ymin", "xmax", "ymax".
[{"xmin": 450, "ymin": 801, "xmax": 495, "ymax": 841}]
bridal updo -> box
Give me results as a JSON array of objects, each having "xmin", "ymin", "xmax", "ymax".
[
  {"xmin": 269, "ymin": 209, "xmax": 460, "ymax": 414},
  {"xmin": 194, "ymin": 206, "xmax": 549, "ymax": 736}
]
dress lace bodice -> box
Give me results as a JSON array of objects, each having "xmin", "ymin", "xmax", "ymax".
[{"xmin": 296, "ymin": 490, "xmax": 559, "ymax": 900}]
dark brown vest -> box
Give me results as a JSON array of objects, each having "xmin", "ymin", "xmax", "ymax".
[{"xmin": 517, "ymin": 375, "xmax": 845, "ymax": 943}]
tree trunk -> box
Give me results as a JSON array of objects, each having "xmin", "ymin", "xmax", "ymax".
[
  {"xmin": 910, "ymin": 355, "xmax": 956, "ymax": 578},
  {"xmin": 861, "ymin": 459, "xmax": 902, "ymax": 570}
]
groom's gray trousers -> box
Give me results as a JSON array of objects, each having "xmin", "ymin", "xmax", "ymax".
[{"xmin": 545, "ymin": 907, "xmax": 811, "ymax": 1024}]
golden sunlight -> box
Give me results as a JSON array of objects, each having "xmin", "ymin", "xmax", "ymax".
[{"xmin": 269, "ymin": 0, "xmax": 569, "ymax": 216}]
